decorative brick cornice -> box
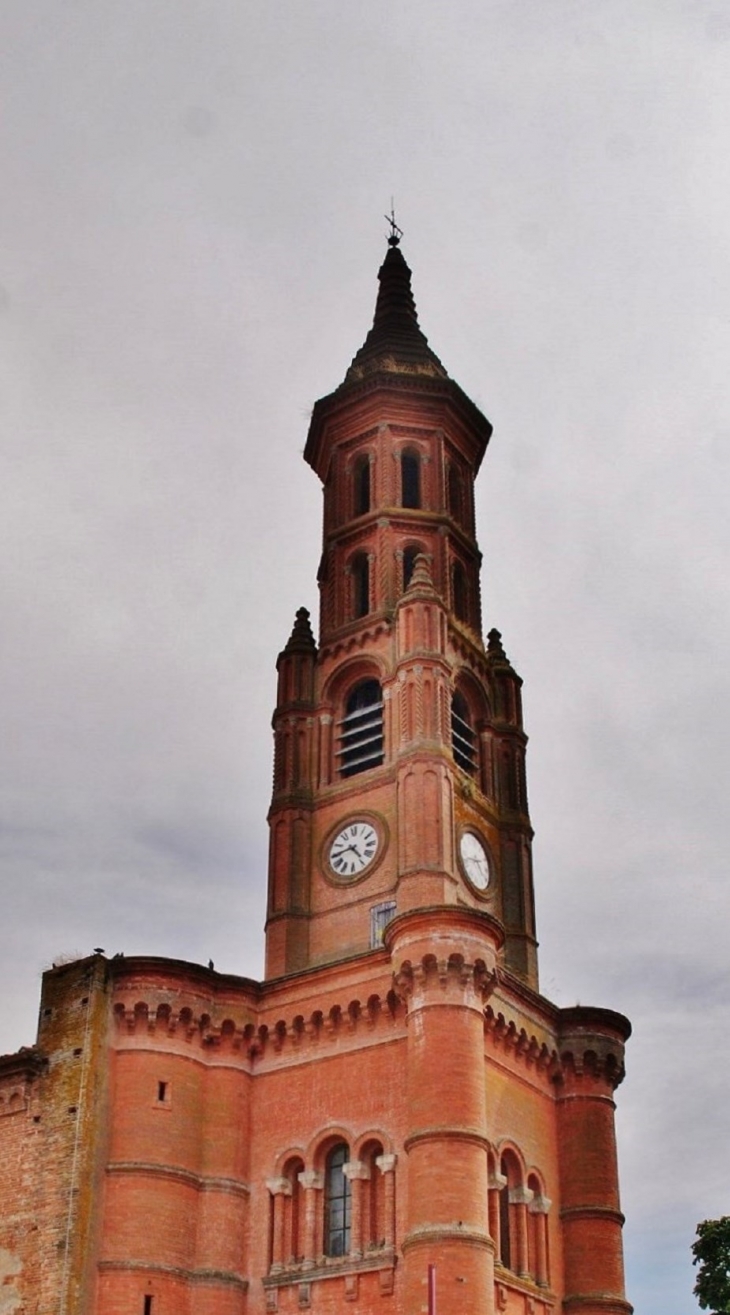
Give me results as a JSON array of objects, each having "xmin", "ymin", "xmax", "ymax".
[
  {"xmin": 318, "ymin": 619, "xmax": 391, "ymax": 665},
  {"xmin": 112, "ymin": 987, "xmax": 405, "ymax": 1060},
  {"xmin": 97, "ymin": 1260, "xmax": 248, "ymax": 1290},
  {"xmin": 401, "ymin": 1224, "xmax": 493, "ymax": 1253},
  {"xmin": 556, "ymin": 1006, "xmax": 630, "ymax": 1090},
  {"xmin": 404, "ymin": 1126, "xmax": 490, "ymax": 1154},
  {"xmin": 106, "ymin": 1161, "xmax": 249, "ymax": 1197},
  {"xmin": 393, "ymin": 953, "xmax": 498, "ymax": 1005},
  {"xmin": 562, "ymin": 1296, "xmax": 633, "ymax": 1314},
  {"xmin": 484, "ymin": 1006, "xmax": 559, "ymax": 1075},
  {"xmin": 560, "ymin": 1204, "xmax": 625, "ymax": 1226}
]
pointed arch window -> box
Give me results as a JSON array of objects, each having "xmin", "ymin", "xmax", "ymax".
[
  {"xmin": 451, "ymin": 690, "xmax": 477, "ymax": 775},
  {"xmin": 354, "ymin": 455, "xmax": 370, "ymax": 517},
  {"xmin": 351, "ymin": 553, "xmax": 370, "ymax": 619},
  {"xmin": 400, "ymin": 450, "xmax": 421, "ymax": 509},
  {"xmin": 337, "ymin": 679, "xmax": 384, "ymax": 777},
  {"xmin": 361, "ymin": 1141, "xmax": 386, "ymax": 1249},
  {"xmin": 324, "ymin": 1143, "xmax": 351, "ymax": 1257},
  {"xmin": 452, "ymin": 559, "xmax": 468, "ymax": 622}
]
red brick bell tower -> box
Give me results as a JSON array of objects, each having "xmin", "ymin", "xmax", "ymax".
[
  {"xmin": 260, "ymin": 230, "xmax": 632, "ymax": 1315},
  {"xmin": 266, "ymin": 232, "xmax": 536, "ymax": 987},
  {"xmin": 0, "ymin": 231, "xmax": 632, "ymax": 1315}
]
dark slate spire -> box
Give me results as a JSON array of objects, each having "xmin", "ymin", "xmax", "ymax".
[{"xmin": 344, "ymin": 241, "xmax": 447, "ymax": 384}]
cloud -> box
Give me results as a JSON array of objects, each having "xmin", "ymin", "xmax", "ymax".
[{"xmin": 1, "ymin": 5, "xmax": 728, "ymax": 1309}]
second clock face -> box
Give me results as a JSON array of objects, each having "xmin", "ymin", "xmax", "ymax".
[
  {"xmin": 328, "ymin": 821, "xmax": 379, "ymax": 879},
  {"xmin": 459, "ymin": 831, "xmax": 490, "ymax": 891}
]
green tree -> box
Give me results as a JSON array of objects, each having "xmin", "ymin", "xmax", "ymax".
[{"xmin": 693, "ymin": 1218, "xmax": 730, "ymax": 1313}]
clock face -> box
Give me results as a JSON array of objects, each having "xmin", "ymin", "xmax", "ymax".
[
  {"xmin": 328, "ymin": 820, "xmax": 380, "ymax": 879},
  {"xmin": 459, "ymin": 831, "xmax": 490, "ymax": 891}
]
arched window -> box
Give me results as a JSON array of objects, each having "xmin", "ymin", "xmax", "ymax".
[
  {"xmin": 452, "ymin": 559, "xmax": 468, "ymax": 622},
  {"xmin": 499, "ymin": 1150, "xmax": 523, "ymax": 1273},
  {"xmin": 354, "ymin": 455, "xmax": 370, "ymax": 517},
  {"xmin": 451, "ymin": 691, "xmax": 477, "ymax": 775},
  {"xmin": 338, "ymin": 679, "xmax": 384, "ymax": 777},
  {"xmin": 403, "ymin": 544, "xmax": 421, "ymax": 590},
  {"xmin": 284, "ymin": 1157, "xmax": 304, "ymax": 1266},
  {"xmin": 448, "ymin": 463, "xmax": 462, "ymax": 519},
  {"xmin": 527, "ymin": 1172, "xmax": 539, "ymax": 1281},
  {"xmin": 324, "ymin": 1143, "xmax": 351, "ymax": 1257},
  {"xmin": 351, "ymin": 553, "xmax": 370, "ymax": 619},
  {"xmin": 361, "ymin": 1141, "xmax": 385, "ymax": 1249},
  {"xmin": 400, "ymin": 450, "xmax": 420, "ymax": 509},
  {"xmin": 499, "ymin": 1161, "xmax": 512, "ymax": 1268}
]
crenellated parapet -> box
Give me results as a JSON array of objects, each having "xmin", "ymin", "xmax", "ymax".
[
  {"xmin": 556, "ymin": 1006, "xmax": 631, "ymax": 1091},
  {"xmin": 250, "ymin": 990, "xmax": 405, "ymax": 1064},
  {"xmin": 484, "ymin": 1001, "xmax": 630, "ymax": 1091},
  {"xmin": 393, "ymin": 951, "xmax": 498, "ymax": 1010},
  {"xmin": 111, "ymin": 978, "xmax": 406, "ymax": 1067},
  {"xmin": 386, "ymin": 904, "xmax": 503, "ymax": 966},
  {"xmin": 484, "ymin": 1005, "xmax": 560, "ymax": 1079}
]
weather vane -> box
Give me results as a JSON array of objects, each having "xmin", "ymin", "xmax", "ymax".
[{"xmin": 385, "ymin": 200, "xmax": 403, "ymax": 247}]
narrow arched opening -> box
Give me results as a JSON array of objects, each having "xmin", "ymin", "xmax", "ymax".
[
  {"xmin": 284, "ymin": 1156, "xmax": 305, "ymax": 1265},
  {"xmin": 499, "ymin": 1154, "xmax": 514, "ymax": 1269},
  {"xmin": 361, "ymin": 1140, "xmax": 386, "ymax": 1250},
  {"xmin": 324, "ymin": 1142, "xmax": 351, "ymax": 1257},
  {"xmin": 351, "ymin": 553, "xmax": 370, "ymax": 619},
  {"xmin": 448, "ymin": 463, "xmax": 462, "ymax": 520},
  {"xmin": 452, "ymin": 559, "xmax": 468, "ymax": 622},
  {"xmin": 354, "ymin": 455, "xmax": 370, "ymax": 517},
  {"xmin": 400, "ymin": 450, "xmax": 420, "ymax": 509}
]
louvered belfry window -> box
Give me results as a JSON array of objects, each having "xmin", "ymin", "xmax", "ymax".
[
  {"xmin": 451, "ymin": 690, "xmax": 477, "ymax": 774},
  {"xmin": 337, "ymin": 679, "xmax": 384, "ymax": 777}
]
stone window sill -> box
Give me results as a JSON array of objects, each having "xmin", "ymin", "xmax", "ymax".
[
  {"xmin": 494, "ymin": 1267, "xmax": 555, "ymax": 1309},
  {"xmin": 263, "ymin": 1247, "xmax": 395, "ymax": 1289}
]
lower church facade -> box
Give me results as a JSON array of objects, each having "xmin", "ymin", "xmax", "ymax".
[{"xmin": 0, "ymin": 235, "xmax": 632, "ymax": 1315}]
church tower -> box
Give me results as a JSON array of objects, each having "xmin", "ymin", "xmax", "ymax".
[
  {"xmin": 261, "ymin": 230, "xmax": 631, "ymax": 1315},
  {"xmin": 0, "ymin": 232, "xmax": 632, "ymax": 1315},
  {"xmin": 266, "ymin": 230, "xmax": 536, "ymax": 987}
]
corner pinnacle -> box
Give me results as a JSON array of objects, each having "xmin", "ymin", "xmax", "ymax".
[{"xmin": 283, "ymin": 607, "xmax": 316, "ymax": 654}]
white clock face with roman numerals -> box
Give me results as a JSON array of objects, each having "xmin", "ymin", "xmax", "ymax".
[{"xmin": 328, "ymin": 821, "xmax": 379, "ymax": 879}]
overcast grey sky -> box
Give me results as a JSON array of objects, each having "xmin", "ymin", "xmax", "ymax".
[{"xmin": 1, "ymin": 3, "xmax": 728, "ymax": 1310}]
